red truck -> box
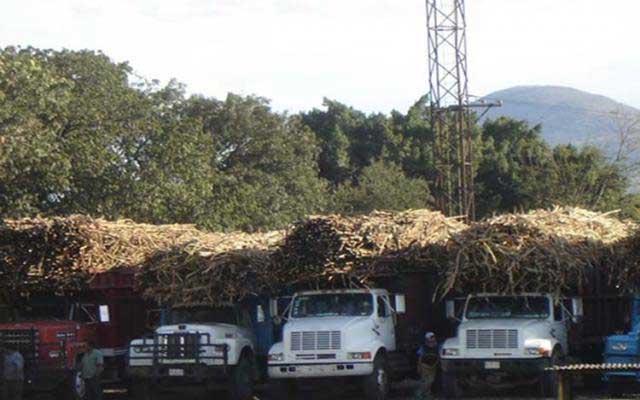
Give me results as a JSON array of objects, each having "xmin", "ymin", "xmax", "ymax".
[{"xmin": 0, "ymin": 269, "xmax": 151, "ymax": 399}]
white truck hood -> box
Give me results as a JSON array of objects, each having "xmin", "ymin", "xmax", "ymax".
[
  {"xmin": 283, "ymin": 316, "xmax": 375, "ymax": 352},
  {"xmin": 443, "ymin": 317, "xmax": 557, "ymax": 359},
  {"xmin": 156, "ymin": 323, "xmax": 248, "ymax": 340},
  {"xmin": 461, "ymin": 318, "xmax": 550, "ymax": 331},
  {"xmin": 285, "ymin": 316, "xmax": 371, "ymax": 332}
]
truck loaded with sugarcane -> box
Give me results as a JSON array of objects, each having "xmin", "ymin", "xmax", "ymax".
[
  {"xmin": 0, "ymin": 270, "xmax": 149, "ymax": 399},
  {"xmin": 267, "ymin": 288, "xmax": 413, "ymax": 400},
  {"xmin": 127, "ymin": 299, "xmax": 278, "ymax": 400},
  {"xmin": 2, "ymin": 207, "xmax": 640, "ymax": 397},
  {"xmin": 440, "ymin": 293, "xmax": 585, "ymax": 397}
]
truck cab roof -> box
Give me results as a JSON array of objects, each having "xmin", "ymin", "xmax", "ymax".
[
  {"xmin": 468, "ymin": 293, "xmax": 552, "ymax": 298},
  {"xmin": 295, "ymin": 288, "xmax": 389, "ymax": 296}
]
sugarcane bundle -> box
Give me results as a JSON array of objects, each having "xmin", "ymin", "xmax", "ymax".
[
  {"xmin": 439, "ymin": 206, "xmax": 636, "ymax": 298},
  {"xmin": 0, "ymin": 216, "xmax": 91, "ymax": 296},
  {"xmin": 0, "ymin": 215, "xmax": 241, "ymax": 297},
  {"xmin": 609, "ymin": 229, "xmax": 640, "ymax": 292},
  {"xmin": 135, "ymin": 230, "xmax": 285, "ymax": 306},
  {"xmin": 274, "ymin": 209, "xmax": 467, "ymax": 285}
]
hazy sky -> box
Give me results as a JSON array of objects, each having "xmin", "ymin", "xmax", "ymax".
[{"xmin": 2, "ymin": 0, "xmax": 639, "ymax": 113}]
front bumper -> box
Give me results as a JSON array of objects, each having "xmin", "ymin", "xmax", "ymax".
[
  {"xmin": 23, "ymin": 368, "xmax": 71, "ymax": 392},
  {"xmin": 442, "ymin": 357, "xmax": 550, "ymax": 376},
  {"xmin": 268, "ymin": 362, "xmax": 374, "ymax": 379},
  {"xmin": 127, "ymin": 364, "xmax": 230, "ymax": 384}
]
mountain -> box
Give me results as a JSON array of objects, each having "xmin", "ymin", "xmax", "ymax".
[{"xmin": 480, "ymin": 86, "xmax": 640, "ymax": 147}]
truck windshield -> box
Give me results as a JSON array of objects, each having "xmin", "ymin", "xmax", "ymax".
[
  {"xmin": 168, "ymin": 307, "xmax": 237, "ymax": 325},
  {"xmin": 291, "ymin": 293, "xmax": 373, "ymax": 318},
  {"xmin": 466, "ymin": 296, "xmax": 550, "ymax": 319},
  {"xmin": 15, "ymin": 303, "xmax": 69, "ymax": 321}
]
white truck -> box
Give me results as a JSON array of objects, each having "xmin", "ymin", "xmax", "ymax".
[
  {"xmin": 267, "ymin": 288, "xmax": 407, "ymax": 400},
  {"xmin": 440, "ymin": 293, "xmax": 582, "ymax": 397},
  {"xmin": 127, "ymin": 305, "xmax": 259, "ymax": 400}
]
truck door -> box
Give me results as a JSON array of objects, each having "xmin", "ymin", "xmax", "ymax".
[
  {"xmin": 376, "ymin": 295, "xmax": 396, "ymax": 351},
  {"xmin": 552, "ymin": 301, "xmax": 569, "ymax": 354}
]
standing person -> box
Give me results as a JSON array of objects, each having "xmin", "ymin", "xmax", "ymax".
[
  {"xmin": 3, "ymin": 343, "xmax": 24, "ymax": 400},
  {"xmin": 80, "ymin": 341, "xmax": 104, "ymax": 400},
  {"xmin": 414, "ymin": 332, "xmax": 439, "ymax": 400}
]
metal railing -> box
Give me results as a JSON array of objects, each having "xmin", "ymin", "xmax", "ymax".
[
  {"xmin": 129, "ymin": 332, "xmax": 229, "ymax": 373},
  {"xmin": 0, "ymin": 329, "xmax": 69, "ymax": 381}
]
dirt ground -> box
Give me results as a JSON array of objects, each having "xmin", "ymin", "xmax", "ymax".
[{"xmin": 94, "ymin": 379, "xmax": 638, "ymax": 400}]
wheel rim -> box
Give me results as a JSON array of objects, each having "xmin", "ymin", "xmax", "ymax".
[
  {"xmin": 74, "ymin": 372, "xmax": 86, "ymax": 398},
  {"xmin": 376, "ymin": 366, "xmax": 387, "ymax": 394}
]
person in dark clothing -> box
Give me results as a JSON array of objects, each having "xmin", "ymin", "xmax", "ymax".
[{"xmin": 414, "ymin": 332, "xmax": 439, "ymax": 400}]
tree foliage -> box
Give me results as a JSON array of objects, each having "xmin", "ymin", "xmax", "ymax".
[
  {"xmin": 332, "ymin": 160, "xmax": 432, "ymax": 214},
  {"xmin": 0, "ymin": 46, "xmax": 635, "ymax": 229}
]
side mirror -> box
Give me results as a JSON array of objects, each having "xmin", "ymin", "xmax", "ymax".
[
  {"xmin": 446, "ymin": 300, "xmax": 457, "ymax": 321},
  {"xmin": 394, "ymin": 294, "xmax": 406, "ymax": 314},
  {"xmin": 98, "ymin": 305, "xmax": 110, "ymax": 323},
  {"xmin": 571, "ymin": 298, "xmax": 583, "ymax": 323},
  {"xmin": 269, "ymin": 299, "xmax": 278, "ymax": 319},
  {"xmin": 257, "ymin": 305, "xmax": 266, "ymax": 323}
]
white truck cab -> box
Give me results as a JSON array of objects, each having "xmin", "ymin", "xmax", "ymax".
[
  {"xmin": 268, "ymin": 288, "xmax": 405, "ymax": 400},
  {"xmin": 441, "ymin": 293, "xmax": 582, "ymax": 397},
  {"xmin": 127, "ymin": 305, "xmax": 258, "ymax": 400}
]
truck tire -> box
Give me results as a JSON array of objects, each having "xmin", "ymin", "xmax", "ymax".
[
  {"xmin": 229, "ymin": 353, "xmax": 255, "ymax": 400},
  {"xmin": 541, "ymin": 350, "xmax": 562, "ymax": 397},
  {"xmin": 131, "ymin": 380, "xmax": 155, "ymax": 400},
  {"xmin": 57, "ymin": 370, "xmax": 85, "ymax": 400},
  {"xmin": 363, "ymin": 354, "xmax": 389, "ymax": 400},
  {"xmin": 442, "ymin": 372, "xmax": 463, "ymax": 399}
]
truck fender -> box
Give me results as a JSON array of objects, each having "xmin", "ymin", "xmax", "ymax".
[
  {"xmin": 551, "ymin": 343, "xmax": 564, "ymax": 359},
  {"xmin": 231, "ymin": 338, "xmax": 255, "ymax": 365},
  {"xmin": 371, "ymin": 344, "xmax": 387, "ymax": 361},
  {"xmin": 545, "ymin": 339, "xmax": 563, "ymax": 359}
]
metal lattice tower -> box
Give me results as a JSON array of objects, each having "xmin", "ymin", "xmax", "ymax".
[{"xmin": 426, "ymin": 0, "xmax": 474, "ymax": 219}]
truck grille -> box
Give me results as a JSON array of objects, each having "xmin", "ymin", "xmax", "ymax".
[
  {"xmin": 466, "ymin": 329, "xmax": 518, "ymax": 349},
  {"xmin": 0, "ymin": 329, "xmax": 39, "ymax": 364},
  {"xmin": 291, "ymin": 331, "xmax": 341, "ymax": 351},
  {"xmin": 165, "ymin": 333, "xmax": 200, "ymax": 359}
]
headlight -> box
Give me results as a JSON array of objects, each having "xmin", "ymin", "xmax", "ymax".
[
  {"xmin": 612, "ymin": 342, "xmax": 628, "ymax": 352},
  {"xmin": 347, "ymin": 352, "xmax": 372, "ymax": 360},
  {"xmin": 442, "ymin": 348, "xmax": 459, "ymax": 356},
  {"xmin": 268, "ymin": 353, "xmax": 284, "ymax": 362},
  {"xmin": 524, "ymin": 339, "xmax": 552, "ymax": 357},
  {"xmin": 524, "ymin": 347, "xmax": 551, "ymax": 357},
  {"xmin": 133, "ymin": 346, "xmax": 153, "ymax": 354},
  {"xmin": 213, "ymin": 344, "xmax": 228, "ymax": 353}
]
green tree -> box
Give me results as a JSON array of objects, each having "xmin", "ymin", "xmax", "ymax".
[
  {"xmin": 332, "ymin": 160, "xmax": 432, "ymax": 214},
  {"xmin": 549, "ymin": 144, "xmax": 627, "ymax": 210},
  {"xmin": 476, "ymin": 117, "xmax": 628, "ymax": 217},
  {"xmin": 475, "ymin": 117, "xmax": 554, "ymax": 216},
  {"xmin": 0, "ymin": 47, "xmax": 73, "ymax": 217},
  {"xmin": 188, "ymin": 94, "xmax": 328, "ymax": 231},
  {"xmin": 301, "ymin": 99, "xmax": 405, "ymax": 186}
]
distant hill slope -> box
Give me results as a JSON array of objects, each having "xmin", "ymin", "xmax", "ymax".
[{"xmin": 480, "ymin": 86, "xmax": 640, "ymax": 147}]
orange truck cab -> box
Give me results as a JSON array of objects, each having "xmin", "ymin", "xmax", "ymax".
[{"xmin": 0, "ymin": 269, "xmax": 150, "ymax": 399}]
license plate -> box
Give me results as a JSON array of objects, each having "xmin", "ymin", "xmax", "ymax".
[
  {"xmin": 169, "ymin": 369, "xmax": 184, "ymax": 376},
  {"xmin": 484, "ymin": 361, "xmax": 500, "ymax": 370}
]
